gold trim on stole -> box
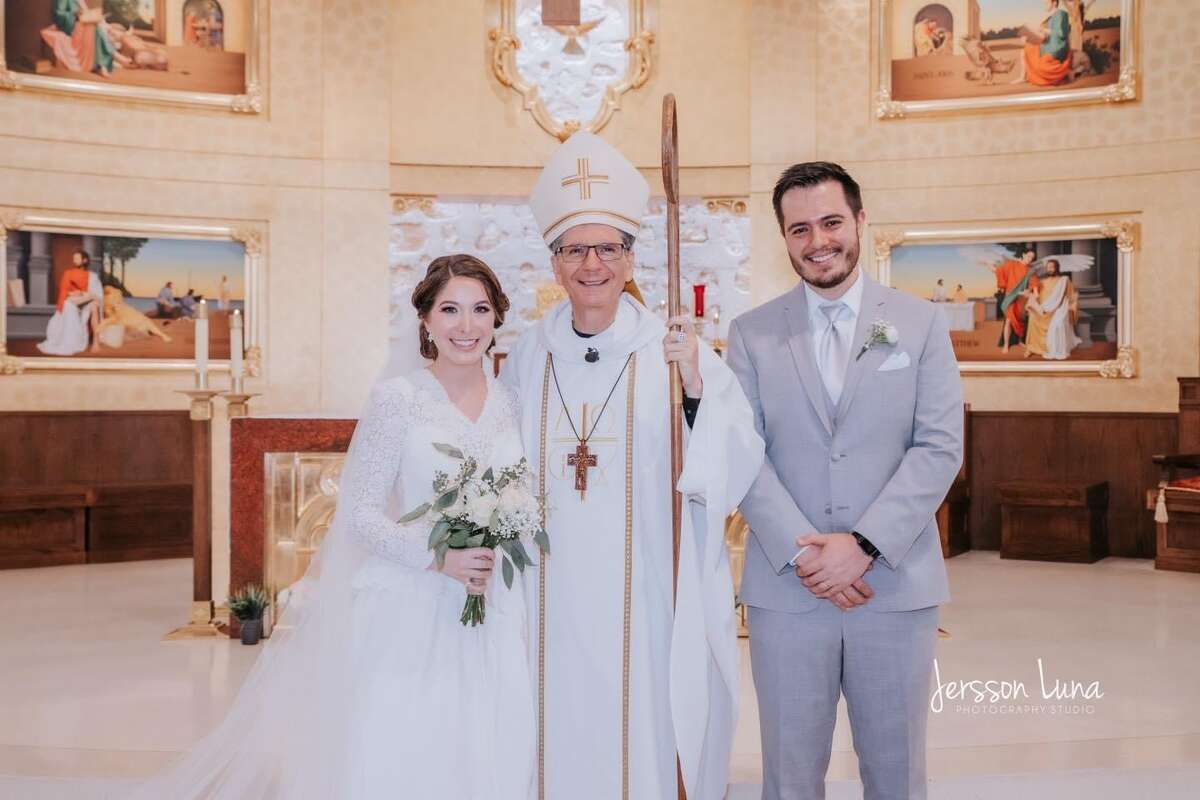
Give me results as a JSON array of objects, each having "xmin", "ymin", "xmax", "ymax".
[{"xmin": 537, "ymin": 352, "xmax": 637, "ymax": 800}]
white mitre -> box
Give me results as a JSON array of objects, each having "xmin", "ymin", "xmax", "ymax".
[{"xmin": 529, "ymin": 131, "xmax": 650, "ymax": 246}]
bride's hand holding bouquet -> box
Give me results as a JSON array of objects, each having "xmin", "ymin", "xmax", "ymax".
[{"xmin": 401, "ymin": 443, "xmax": 550, "ymax": 626}]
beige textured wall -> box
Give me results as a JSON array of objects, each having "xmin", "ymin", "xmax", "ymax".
[
  {"xmin": 390, "ymin": 0, "xmax": 750, "ymax": 176},
  {"xmin": 0, "ymin": 0, "xmax": 392, "ymax": 601}
]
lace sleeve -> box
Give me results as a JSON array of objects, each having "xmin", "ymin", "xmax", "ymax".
[{"xmin": 345, "ymin": 380, "xmax": 434, "ymax": 569}]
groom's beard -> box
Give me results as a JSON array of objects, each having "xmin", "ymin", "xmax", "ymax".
[{"xmin": 790, "ymin": 236, "xmax": 861, "ymax": 291}]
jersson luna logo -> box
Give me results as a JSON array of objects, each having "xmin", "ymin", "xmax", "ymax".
[{"xmin": 930, "ymin": 658, "xmax": 1105, "ymax": 714}]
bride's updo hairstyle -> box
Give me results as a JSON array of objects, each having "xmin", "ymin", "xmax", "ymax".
[{"xmin": 411, "ymin": 254, "xmax": 510, "ymax": 360}]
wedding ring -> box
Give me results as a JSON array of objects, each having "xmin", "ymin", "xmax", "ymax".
[{"xmin": 675, "ymin": 331, "xmax": 686, "ymax": 344}]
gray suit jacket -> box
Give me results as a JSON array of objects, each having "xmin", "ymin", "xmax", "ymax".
[{"xmin": 727, "ymin": 275, "xmax": 963, "ymax": 613}]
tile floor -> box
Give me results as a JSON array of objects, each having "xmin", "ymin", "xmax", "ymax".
[{"xmin": 2, "ymin": 552, "xmax": 1198, "ymax": 798}]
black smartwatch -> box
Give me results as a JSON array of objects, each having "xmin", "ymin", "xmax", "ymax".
[{"xmin": 851, "ymin": 531, "xmax": 881, "ymax": 561}]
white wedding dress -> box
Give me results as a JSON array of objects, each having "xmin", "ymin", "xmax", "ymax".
[{"xmin": 129, "ymin": 368, "xmax": 535, "ymax": 800}]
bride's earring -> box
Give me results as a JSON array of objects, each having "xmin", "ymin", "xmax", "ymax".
[{"xmin": 426, "ymin": 330, "xmax": 434, "ymax": 344}]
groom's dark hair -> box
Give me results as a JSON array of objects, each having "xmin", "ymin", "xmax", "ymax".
[{"xmin": 772, "ymin": 162, "xmax": 863, "ymax": 231}]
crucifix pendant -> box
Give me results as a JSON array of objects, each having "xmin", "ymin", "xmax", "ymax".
[{"xmin": 567, "ymin": 441, "xmax": 598, "ymax": 500}]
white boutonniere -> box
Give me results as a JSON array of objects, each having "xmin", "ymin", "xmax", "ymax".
[{"xmin": 856, "ymin": 319, "xmax": 899, "ymax": 361}]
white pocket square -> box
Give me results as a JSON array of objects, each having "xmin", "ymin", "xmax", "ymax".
[{"xmin": 877, "ymin": 351, "xmax": 911, "ymax": 372}]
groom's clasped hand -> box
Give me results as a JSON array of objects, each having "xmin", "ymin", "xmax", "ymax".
[{"xmin": 793, "ymin": 533, "xmax": 875, "ymax": 611}]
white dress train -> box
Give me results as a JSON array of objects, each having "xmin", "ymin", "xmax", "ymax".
[{"xmin": 128, "ymin": 368, "xmax": 535, "ymax": 800}]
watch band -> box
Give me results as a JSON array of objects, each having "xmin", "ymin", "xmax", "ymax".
[{"xmin": 852, "ymin": 531, "xmax": 881, "ymax": 560}]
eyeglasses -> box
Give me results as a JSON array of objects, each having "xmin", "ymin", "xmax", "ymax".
[{"xmin": 554, "ymin": 243, "xmax": 629, "ymax": 263}]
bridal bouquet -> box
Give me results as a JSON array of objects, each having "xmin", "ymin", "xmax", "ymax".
[{"xmin": 400, "ymin": 443, "xmax": 550, "ymax": 626}]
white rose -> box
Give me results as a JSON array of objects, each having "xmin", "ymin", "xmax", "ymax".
[
  {"xmin": 466, "ymin": 488, "xmax": 500, "ymax": 528},
  {"xmin": 883, "ymin": 324, "xmax": 900, "ymax": 345},
  {"xmin": 497, "ymin": 484, "xmax": 525, "ymax": 516}
]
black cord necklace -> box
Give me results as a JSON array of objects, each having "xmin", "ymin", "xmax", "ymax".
[{"xmin": 549, "ymin": 352, "xmax": 634, "ymax": 496}]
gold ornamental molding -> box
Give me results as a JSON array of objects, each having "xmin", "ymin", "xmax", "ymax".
[
  {"xmin": 393, "ymin": 195, "xmax": 438, "ymax": 216},
  {"xmin": 1099, "ymin": 345, "xmax": 1137, "ymax": 379},
  {"xmin": 1101, "ymin": 219, "xmax": 1139, "ymax": 252},
  {"xmin": 872, "ymin": 230, "xmax": 906, "ymax": 259},
  {"xmin": 1101, "ymin": 66, "xmax": 1139, "ymax": 104},
  {"xmin": 488, "ymin": 0, "xmax": 656, "ymax": 141},
  {"xmin": 874, "ymin": 88, "xmax": 905, "ymax": 121},
  {"xmin": 0, "ymin": 57, "xmax": 16, "ymax": 91},
  {"xmin": 703, "ymin": 197, "xmax": 749, "ymax": 216},
  {"xmin": 244, "ymin": 345, "xmax": 263, "ymax": 378},
  {"xmin": 233, "ymin": 226, "xmax": 265, "ymax": 256},
  {"xmin": 0, "ymin": 344, "xmax": 23, "ymax": 375},
  {"xmin": 231, "ymin": 81, "xmax": 265, "ymax": 115}
]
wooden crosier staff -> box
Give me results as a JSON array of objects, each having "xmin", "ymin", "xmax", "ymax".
[{"xmin": 661, "ymin": 93, "xmax": 688, "ymax": 800}]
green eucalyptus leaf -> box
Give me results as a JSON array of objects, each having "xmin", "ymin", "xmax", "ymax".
[
  {"xmin": 435, "ymin": 541, "xmax": 449, "ymax": 568},
  {"xmin": 398, "ymin": 502, "xmax": 431, "ymax": 524},
  {"xmin": 448, "ymin": 530, "xmax": 470, "ymax": 548},
  {"xmin": 433, "ymin": 443, "xmax": 465, "ymax": 459},
  {"xmin": 466, "ymin": 533, "xmax": 486, "ymax": 548},
  {"xmin": 481, "ymin": 467, "xmax": 494, "ymax": 483},
  {"xmin": 502, "ymin": 556, "xmax": 514, "ymax": 589},
  {"xmin": 433, "ymin": 489, "xmax": 458, "ymax": 511},
  {"xmin": 427, "ymin": 520, "xmax": 451, "ymax": 549},
  {"xmin": 534, "ymin": 529, "xmax": 551, "ymax": 555}
]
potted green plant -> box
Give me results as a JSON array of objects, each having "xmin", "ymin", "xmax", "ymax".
[{"xmin": 228, "ymin": 584, "xmax": 270, "ymax": 645}]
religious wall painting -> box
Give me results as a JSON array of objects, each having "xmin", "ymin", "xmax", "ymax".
[
  {"xmin": 873, "ymin": 220, "xmax": 1137, "ymax": 376},
  {"xmin": 1, "ymin": 210, "xmax": 264, "ymax": 375},
  {"xmin": 488, "ymin": 0, "xmax": 655, "ymax": 140},
  {"xmin": 0, "ymin": 0, "xmax": 262, "ymax": 112},
  {"xmin": 389, "ymin": 194, "xmax": 750, "ymax": 352},
  {"xmin": 876, "ymin": 0, "xmax": 1138, "ymax": 118}
]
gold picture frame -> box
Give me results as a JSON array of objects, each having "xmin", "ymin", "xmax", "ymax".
[
  {"xmin": 0, "ymin": 0, "xmax": 264, "ymax": 113},
  {"xmin": 487, "ymin": 0, "xmax": 655, "ymax": 141},
  {"xmin": 872, "ymin": 218, "xmax": 1138, "ymax": 377},
  {"xmin": 1, "ymin": 209, "xmax": 265, "ymax": 376},
  {"xmin": 875, "ymin": 0, "xmax": 1138, "ymax": 119}
]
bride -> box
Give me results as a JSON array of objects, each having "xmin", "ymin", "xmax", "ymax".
[{"xmin": 130, "ymin": 254, "xmax": 535, "ymax": 799}]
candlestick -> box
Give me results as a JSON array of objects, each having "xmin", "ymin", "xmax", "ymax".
[
  {"xmin": 692, "ymin": 283, "xmax": 707, "ymax": 319},
  {"xmin": 230, "ymin": 308, "xmax": 244, "ymax": 393},
  {"xmin": 222, "ymin": 391, "xmax": 261, "ymax": 419},
  {"xmin": 194, "ymin": 299, "xmax": 209, "ymax": 389}
]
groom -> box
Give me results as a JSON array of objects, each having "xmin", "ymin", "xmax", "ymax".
[{"xmin": 727, "ymin": 162, "xmax": 963, "ymax": 799}]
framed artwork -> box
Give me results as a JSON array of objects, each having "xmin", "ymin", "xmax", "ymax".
[
  {"xmin": 873, "ymin": 219, "xmax": 1137, "ymax": 376},
  {"xmin": 1, "ymin": 0, "xmax": 263, "ymax": 113},
  {"xmin": 875, "ymin": 0, "xmax": 1137, "ymax": 118},
  {"xmin": 488, "ymin": 0, "xmax": 655, "ymax": 140},
  {"xmin": 1, "ymin": 209, "xmax": 264, "ymax": 376}
]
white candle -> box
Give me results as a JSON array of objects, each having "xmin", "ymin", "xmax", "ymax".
[
  {"xmin": 230, "ymin": 308, "xmax": 244, "ymax": 389},
  {"xmin": 195, "ymin": 299, "xmax": 209, "ymax": 388}
]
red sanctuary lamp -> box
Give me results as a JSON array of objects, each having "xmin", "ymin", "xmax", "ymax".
[{"xmin": 692, "ymin": 283, "xmax": 706, "ymax": 319}]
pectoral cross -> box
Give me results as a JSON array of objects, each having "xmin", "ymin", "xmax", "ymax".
[
  {"xmin": 567, "ymin": 442, "xmax": 597, "ymax": 498},
  {"xmin": 565, "ymin": 402, "xmax": 599, "ymax": 500}
]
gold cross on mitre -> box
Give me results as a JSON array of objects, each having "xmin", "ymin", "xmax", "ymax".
[{"xmin": 561, "ymin": 158, "xmax": 609, "ymax": 200}]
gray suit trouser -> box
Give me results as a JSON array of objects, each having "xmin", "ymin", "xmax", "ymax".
[{"xmin": 747, "ymin": 603, "xmax": 939, "ymax": 800}]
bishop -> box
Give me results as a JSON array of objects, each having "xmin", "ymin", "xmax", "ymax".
[{"xmin": 502, "ymin": 132, "xmax": 764, "ymax": 800}]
